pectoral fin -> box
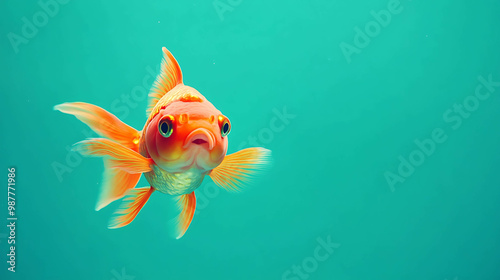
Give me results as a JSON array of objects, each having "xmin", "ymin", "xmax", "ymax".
[
  {"xmin": 73, "ymin": 138, "xmax": 153, "ymax": 174},
  {"xmin": 208, "ymin": 147, "xmax": 271, "ymax": 191},
  {"xmin": 108, "ymin": 187, "xmax": 154, "ymax": 229}
]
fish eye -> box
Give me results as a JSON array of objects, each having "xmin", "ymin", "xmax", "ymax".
[
  {"xmin": 219, "ymin": 116, "xmax": 231, "ymax": 137},
  {"xmin": 158, "ymin": 115, "xmax": 174, "ymax": 138}
]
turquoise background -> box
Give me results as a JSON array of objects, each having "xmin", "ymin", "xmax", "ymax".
[{"xmin": 1, "ymin": 0, "xmax": 500, "ymax": 279}]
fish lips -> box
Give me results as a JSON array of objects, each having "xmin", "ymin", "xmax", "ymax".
[{"xmin": 183, "ymin": 128, "xmax": 216, "ymax": 151}]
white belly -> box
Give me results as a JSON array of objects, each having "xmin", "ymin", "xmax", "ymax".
[{"xmin": 145, "ymin": 165, "xmax": 207, "ymax": 195}]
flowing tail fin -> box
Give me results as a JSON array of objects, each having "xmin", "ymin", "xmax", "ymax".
[
  {"xmin": 54, "ymin": 102, "xmax": 140, "ymax": 150},
  {"xmin": 55, "ymin": 102, "xmax": 152, "ymax": 210}
]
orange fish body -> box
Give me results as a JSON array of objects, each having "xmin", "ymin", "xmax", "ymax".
[{"xmin": 55, "ymin": 48, "xmax": 270, "ymax": 238}]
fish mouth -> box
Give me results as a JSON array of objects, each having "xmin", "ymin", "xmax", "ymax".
[
  {"xmin": 183, "ymin": 128, "xmax": 216, "ymax": 150},
  {"xmin": 192, "ymin": 139, "xmax": 207, "ymax": 145}
]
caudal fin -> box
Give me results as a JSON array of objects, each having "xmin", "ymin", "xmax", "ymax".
[
  {"xmin": 55, "ymin": 102, "xmax": 152, "ymax": 210},
  {"xmin": 54, "ymin": 102, "xmax": 140, "ymax": 150},
  {"xmin": 73, "ymin": 138, "xmax": 153, "ymax": 209}
]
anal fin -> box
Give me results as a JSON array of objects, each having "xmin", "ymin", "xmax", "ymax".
[
  {"xmin": 174, "ymin": 192, "xmax": 196, "ymax": 239},
  {"xmin": 95, "ymin": 159, "xmax": 141, "ymax": 211},
  {"xmin": 108, "ymin": 187, "xmax": 154, "ymax": 229}
]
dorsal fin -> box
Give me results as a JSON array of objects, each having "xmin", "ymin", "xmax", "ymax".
[{"xmin": 146, "ymin": 47, "xmax": 183, "ymax": 116}]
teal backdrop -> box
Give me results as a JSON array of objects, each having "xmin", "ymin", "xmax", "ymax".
[{"xmin": 1, "ymin": 0, "xmax": 500, "ymax": 279}]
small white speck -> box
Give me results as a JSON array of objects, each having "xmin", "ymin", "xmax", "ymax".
[
  {"xmin": 158, "ymin": 21, "xmax": 160, "ymax": 23},
  {"xmin": 425, "ymin": 35, "xmax": 428, "ymax": 37}
]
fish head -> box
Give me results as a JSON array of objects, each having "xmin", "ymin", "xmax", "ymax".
[{"xmin": 144, "ymin": 93, "xmax": 230, "ymax": 173}]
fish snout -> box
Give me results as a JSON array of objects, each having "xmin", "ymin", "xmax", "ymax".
[{"xmin": 183, "ymin": 128, "xmax": 216, "ymax": 150}]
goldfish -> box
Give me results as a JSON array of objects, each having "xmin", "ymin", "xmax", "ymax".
[{"xmin": 55, "ymin": 47, "xmax": 271, "ymax": 238}]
